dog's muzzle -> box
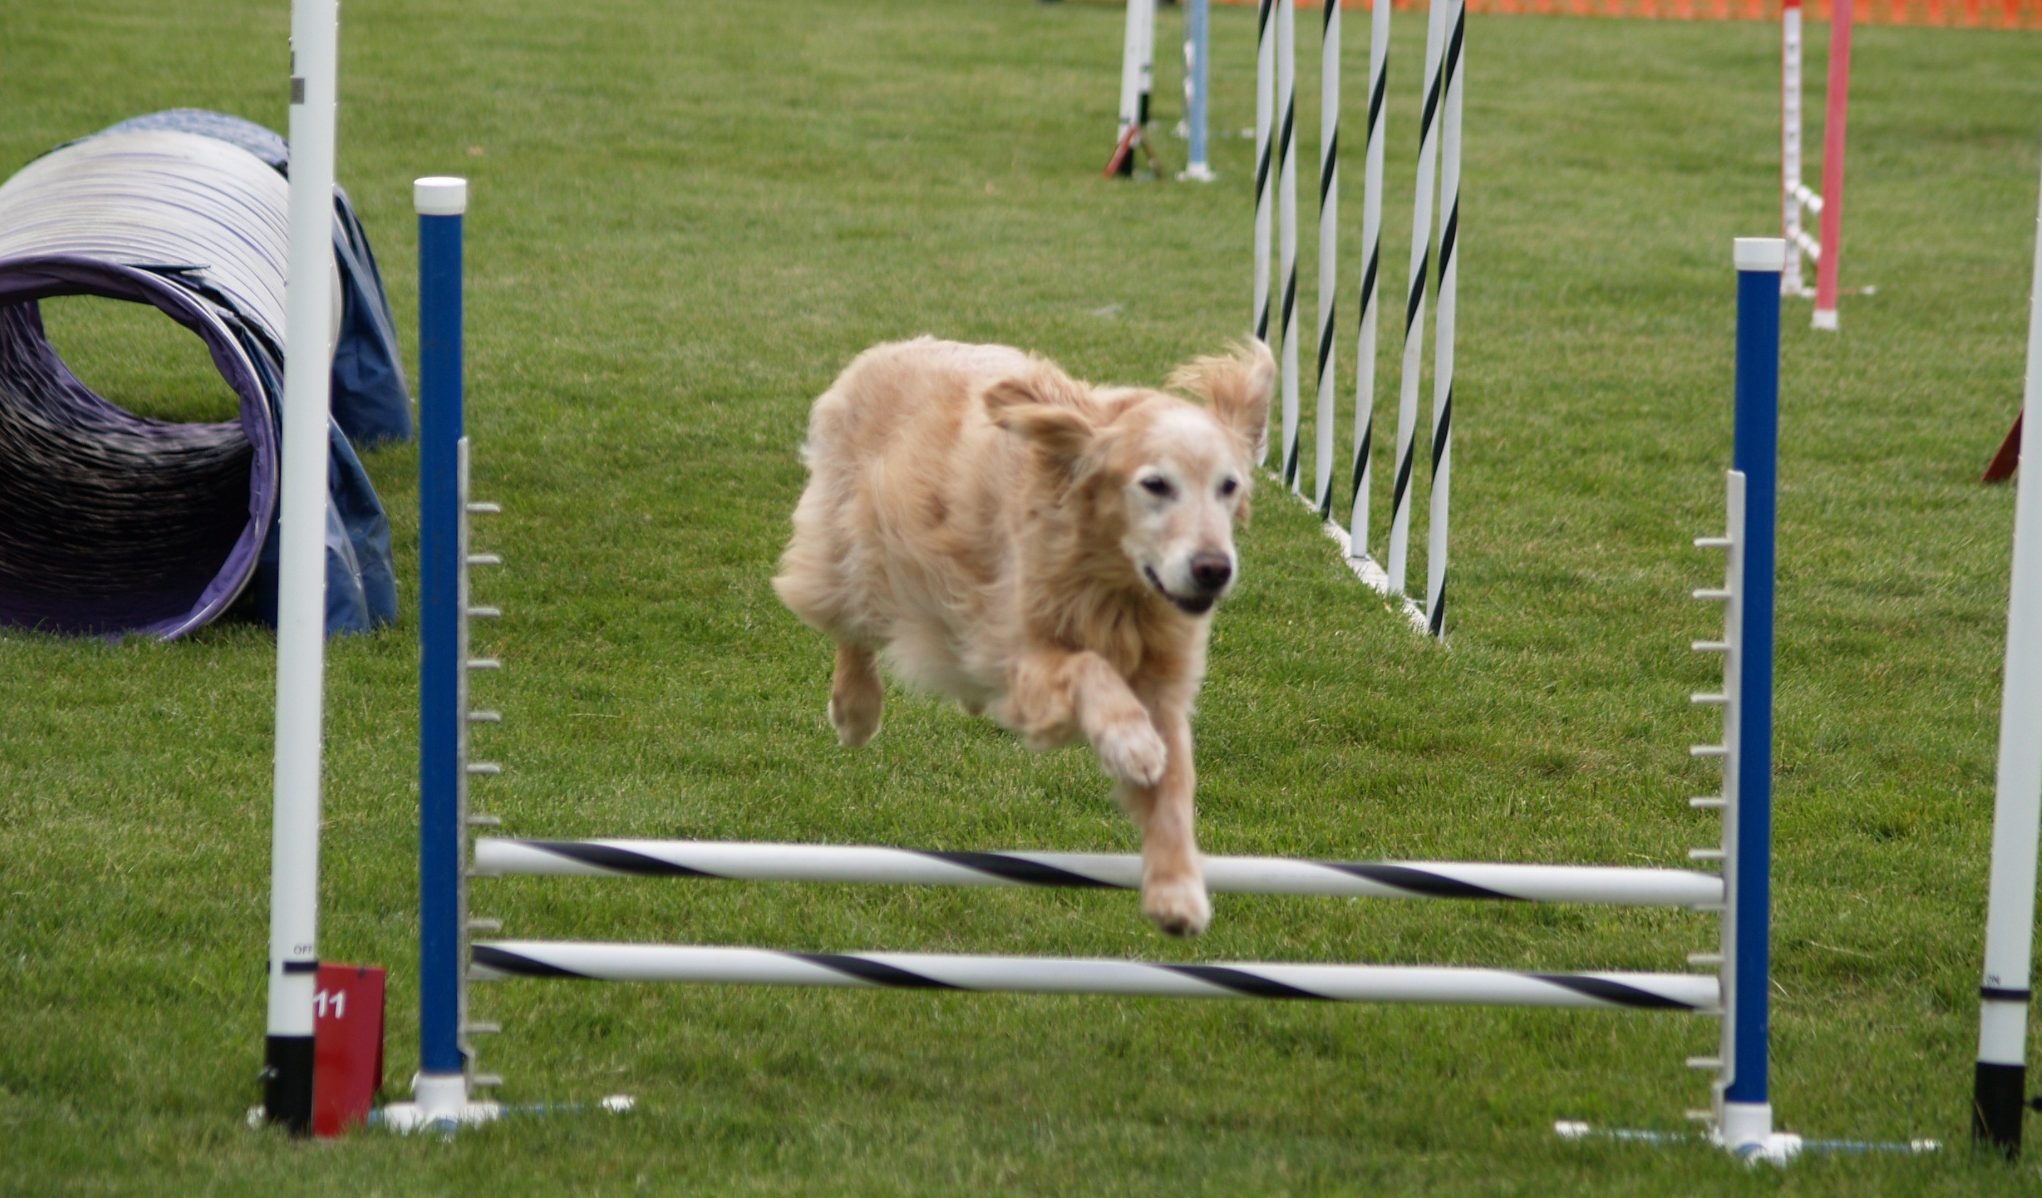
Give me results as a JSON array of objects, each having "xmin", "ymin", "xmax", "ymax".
[{"xmin": 1145, "ymin": 554, "xmax": 1233, "ymax": 616}]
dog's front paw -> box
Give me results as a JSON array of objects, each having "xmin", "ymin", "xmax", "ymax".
[
  {"xmin": 1095, "ymin": 719, "xmax": 1167, "ymax": 788},
  {"xmin": 828, "ymin": 693, "xmax": 881, "ymax": 747},
  {"xmin": 1142, "ymin": 876, "xmax": 1212, "ymax": 937}
]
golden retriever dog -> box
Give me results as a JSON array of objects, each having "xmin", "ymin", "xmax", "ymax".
[{"xmin": 773, "ymin": 336, "xmax": 1274, "ymax": 936}]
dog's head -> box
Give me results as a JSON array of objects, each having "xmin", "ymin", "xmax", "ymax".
[{"xmin": 983, "ymin": 340, "xmax": 1275, "ymax": 617}]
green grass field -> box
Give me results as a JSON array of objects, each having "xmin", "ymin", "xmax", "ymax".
[{"xmin": 5, "ymin": 0, "xmax": 2042, "ymax": 1192}]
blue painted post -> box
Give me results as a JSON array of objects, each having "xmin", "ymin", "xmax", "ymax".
[
  {"xmin": 416, "ymin": 177, "xmax": 468, "ymax": 1095},
  {"xmin": 1724, "ymin": 236, "xmax": 1784, "ymax": 1152},
  {"xmin": 1181, "ymin": 0, "xmax": 1215, "ymax": 182}
]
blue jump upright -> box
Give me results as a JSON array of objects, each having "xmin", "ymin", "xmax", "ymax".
[
  {"xmin": 379, "ymin": 175, "xmax": 504, "ymax": 1131},
  {"xmin": 1720, "ymin": 236, "xmax": 1784, "ymax": 1158}
]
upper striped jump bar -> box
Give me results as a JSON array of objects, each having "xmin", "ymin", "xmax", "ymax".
[
  {"xmin": 472, "ymin": 839, "xmax": 1722, "ymax": 909},
  {"xmin": 471, "ymin": 942, "xmax": 1719, "ymax": 1012}
]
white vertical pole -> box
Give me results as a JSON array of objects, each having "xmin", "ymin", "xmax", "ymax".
[
  {"xmin": 1425, "ymin": 0, "xmax": 1463, "ymax": 638},
  {"xmin": 1780, "ymin": 0, "xmax": 1806, "ymax": 298},
  {"xmin": 1137, "ymin": 0, "xmax": 1155, "ymax": 133},
  {"xmin": 1387, "ymin": 0, "xmax": 1449, "ymax": 596},
  {"xmin": 1974, "ymin": 149, "xmax": 2042, "ymax": 1158},
  {"xmin": 1117, "ymin": 0, "xmax": 1144, "ymax": 171},
  {"xmin": 1313, "ymin": 0, "xmax": 1342, "ymax": 518},
  {"xmin": 1348, "ymin": 0, "xmax": 1391, "ymax": 558},
  {"xmin": 263, "ymin": 0, "xmax": 339, "ymax": 1135},
  {"xmin": 1276, "ymin": 0, "xmax": 1302, "ymax": 490}
]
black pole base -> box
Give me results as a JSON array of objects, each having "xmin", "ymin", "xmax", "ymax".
[
  {"xmin": 1973, "ymin": 1060, "xmax": 2026, "ymax": 1159},
  {"xmin": 263, "ymin": 1034, "xmax": 316, "ymax": 1136}
]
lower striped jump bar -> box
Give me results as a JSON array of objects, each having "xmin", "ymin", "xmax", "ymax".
[
  {"xmin": 471, "ymin": 942, "xmax": 1720, "ymax": 1012},
  {"xmin": 472, "ymin": 839, "xmax": 1722, "ymax": 909}
]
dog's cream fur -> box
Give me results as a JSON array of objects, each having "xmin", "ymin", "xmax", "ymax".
[{"xmin": 773, "ymin": 337, "xmax": 1274, "ymax": 935}]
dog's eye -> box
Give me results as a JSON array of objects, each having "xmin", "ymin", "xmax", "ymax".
[
  {"xmin": 1141, "ymin": 476, "xmax": 1175, "ymax": 499},
  {"xmin": 1219, "ymin": 477, "xmax": 1240, "ymax": 498}
]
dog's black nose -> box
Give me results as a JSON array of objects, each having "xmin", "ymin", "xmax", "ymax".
[{"xmin": 1189, "ymin": 553, "xmax": 1233, "ymax": 593}]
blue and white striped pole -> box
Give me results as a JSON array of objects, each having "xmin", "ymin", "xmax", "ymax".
[
  {"xmin": 1720, "ymin": 236, "xmax": 1783, "ymax": 1158},
  {"xmin": 414, "ymin": 174, "xmax": 472, "ymax": 1121}
]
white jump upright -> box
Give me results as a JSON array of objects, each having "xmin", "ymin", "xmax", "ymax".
[
  {"xmin": 261, "ymin": 0, "xmax": 340, "ymax": 1136},
  {"xmin": 1111, "ymin": 0, "xmax": 1157, "ymax": 177},
  {"xmin": 1972, "ymin": 147, "xmax": 2042, "ymax": 1160},
  {"xmin": 1780, "ymin": 0, "xmax": 1854, "ymax": 329}
]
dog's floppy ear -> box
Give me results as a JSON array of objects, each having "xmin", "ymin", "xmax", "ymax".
[
  {"xmin": 983, "ymin": 364, "xmax": 1098, "ymax": 465},
  {"xmin": 1168, "ymin": 339, "xmax": 1275, "ymax": 462}
]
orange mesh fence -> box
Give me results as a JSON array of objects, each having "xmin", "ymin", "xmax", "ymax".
[{"xmin": 1214, "ymin": 0, "xmax": 2042, "ymax": 28}]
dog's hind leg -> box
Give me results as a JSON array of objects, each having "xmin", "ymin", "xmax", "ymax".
[
  {"xmin": 829, "ymin": 642, "xmax": 884, "ymax": 747},
  {"xmin": 1119, "ymin": 710, "xmax": 1211, "ymax": 937}
]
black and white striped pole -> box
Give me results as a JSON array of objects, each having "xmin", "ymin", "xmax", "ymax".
[
  {"xmin": 472, "ymin": 943, "xmax": 1717, "ymax": 1011},
  {"xmin": 1425, "ymin": 0, "xmax": 1465, "ymax": 639},
  {"xmin": 1385, "ymin": 0, "xmax": 1449, "ymax": 598},
  {"xmin": 1275, "ymin": 0, "xmax": 1302, "ymax": 488},
  {"xmin": 1311, "ymin": 0, "xmax": 1341, "ymax": 518},
  {"xmin": 473, "ymin": 838, "xmax": 1724, "ymax": 905},
  {"xmin": 1348, "ymin": 0, "xmax": 1392, "ymax": 562},
  {"xmin": 261, "ymin": 0, "xmax": 339, "ymax": 1136},
  {"xmin": 1973, "ymin": 148, "xmax": 2042, "ymax": 1160},
  {"xmin": 1252, "ymin": 0, "xmax": 1274, "ymax": 365}
]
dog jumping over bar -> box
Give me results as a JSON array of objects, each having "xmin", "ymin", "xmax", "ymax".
[{"xmin": 774, "ymin": 337, "xmax": 1273, "ymax": 936}]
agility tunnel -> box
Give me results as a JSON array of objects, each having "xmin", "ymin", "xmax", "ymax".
[{"xmin": 0, "ymin": 110, "xmax": 406, "ymax": 639}]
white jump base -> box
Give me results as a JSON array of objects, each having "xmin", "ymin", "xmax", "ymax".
[
  {"xmin": 473, "ymin": 838, "xmax": 1723, "ymax": 908},
  {"xmin": 472, "ymin": 942, "xmax": 1719, "ymax": 1012}
]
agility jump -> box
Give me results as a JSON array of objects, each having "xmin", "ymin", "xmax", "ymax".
[{"xmin": 357, "ymin": 188, "xmax": 1851, "ymax": 1158}]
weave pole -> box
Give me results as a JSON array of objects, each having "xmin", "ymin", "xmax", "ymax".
[
  {"xmin": 1348, "ymin": 0, "xmax": 1392, "ymax": 560},
  {"xmin": 1425, "ymin": 0, "xmax": 1465, "ymax": 637},
  {"xmin": 1253, "ymin": 0, "xmax": 1274, "ymax": 358},
  {"xmin": 1972, "ymin": 148, "xmax": 2042, "ymax": 1159},
  {"xmin": 1276, "ymin": 0, "xmax": 1303, "ymax": 487},
  {"xmin": 1386, "ymin": 0, "xmax": 1450, "ymax": 596},
  {"xmin": 262, "ymin": 0, "xmax": 340, "ymax": 1136},
  {"xmin": 1312, "ymin": 0, "xmax": 1341, "ymax": 516}
]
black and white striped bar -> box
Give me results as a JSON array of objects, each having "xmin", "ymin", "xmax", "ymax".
[
  {"xmin": 471, "ymin": 942, "xmax": 1719, "ymax": 1012},
  {"xmin": 472, "ymin": 839, "xmax": 1722, "ymax": 908}
]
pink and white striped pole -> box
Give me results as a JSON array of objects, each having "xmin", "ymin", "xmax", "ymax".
[{"xmin": 1812, "ymin": 0, "xmax": 1853, "ymax": 331}]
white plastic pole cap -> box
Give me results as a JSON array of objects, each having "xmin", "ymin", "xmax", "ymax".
[
  {"xmin": 1733, "ymin": 237, "xmax": 1787, "ymax": 273},
  {"xmin": 414, "ymin": 176, "xmax": 469, "ymax": 217}
]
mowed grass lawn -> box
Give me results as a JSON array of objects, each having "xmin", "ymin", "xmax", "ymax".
[{"xmin": 5, "ymin": 0, "xmax": 2042, "ymax": 1192}]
